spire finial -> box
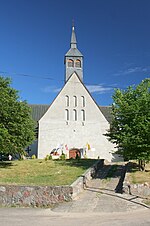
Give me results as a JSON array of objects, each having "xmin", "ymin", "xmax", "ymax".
[
  {"xmin": 72, "ymin": 19, "xmax": 75, "ymax": 30},
  {"xmin": 71, "ymin": 20, "xmax": 77, "ymax": 48}
]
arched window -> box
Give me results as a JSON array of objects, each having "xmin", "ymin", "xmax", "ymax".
[
  {"xmin": 75, "ymin": 59, "xmax": 81, "ymax": 68},
  {"xmin": 65, "ymin": 95, "xmax": 69, "ymax": 107},
  {"xmin": 73, "ymin": 96, "xmax": 77, "ymax": 107},
  {"xmin": 81, "ymin": 109, "xmax": 85, "ymax": 121},
  {"xmin": 65, "ymin": 109, "xmax": 69, "ymax": 121},
  {"xmin": 68, "ymin": 59, "xmax": 74, "ymax": 67},
  {"xmin": 81, "ymin": 96, "xmax": 85, "ymax": 107},
  {"xmin": 73, "ymin": 109, "xmax": 77, "ymax": 121}
]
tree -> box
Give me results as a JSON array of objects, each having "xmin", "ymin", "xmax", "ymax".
[
  {"xmin": 106, "ymin": 78, "xmax": 150, "ymax": 170},
  {"xmin": 0, "ymin": 76, "xmax": 35, "ymax": 157}
]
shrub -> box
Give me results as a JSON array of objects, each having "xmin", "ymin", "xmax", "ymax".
[
  {"xmin": 45, "ymin": 154, "xmax": 52, "ymax": 161},
  {"xmin": 31, "ymin": 155, "xmax": 36, "ymax": 159},
  {"xmin": 60, "ymin": 153, "xmax": 66, "ymax": 160},
  {"xmin": 49, "ymin": 155, "xmax": 52, "ymax": 160}
]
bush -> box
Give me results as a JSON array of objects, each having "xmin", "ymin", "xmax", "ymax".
[
  {"xmin": 49, "ymin": 155, "xmax": 52, "ymax": 160},
  {"xmin": 31, "ymin": 155, "xmax": 36, "ymax": 159},
  {"xmin": 60, "ymin": 153, "xmax": 66, "ymax": 160},
  {"xmin": 45, "ymin": 154, "xmax": 52, "ymax": 161}
]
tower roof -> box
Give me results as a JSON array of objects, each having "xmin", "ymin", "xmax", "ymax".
[
  {"xmin": 65, "ymin": 48, "xmax": 83, "ymax": 57},
  {"xmin": 65, "ymin": 25, "xmax": 83, "ymax": 57}
]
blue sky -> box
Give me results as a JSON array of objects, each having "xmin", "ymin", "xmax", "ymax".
[{"xmin": 0, "ymin": 0, "xmax": 150, "ymax": 106}]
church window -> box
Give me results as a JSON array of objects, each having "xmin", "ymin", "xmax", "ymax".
[
  {"xmin": 65, "ymin": 109, "xmax": 69, "ymax": 121},
  {"xmin": 75, "ymin": 59, "xmax": 81, "ymax": 68},
  {"xmin": 73, "ymin": 109, "xmax": 77, "ymax": 121},
  {"xmin": 68, "ymin": 59, "xmax": 74, "ymax": 67},
  {"xmin": 81, "ymin": 96, "xmax": 85, "ymax": 107},
  {"xmin": 73, "ymin": 96, "xmax": 77, "ymax": 107},
  {"xmin": 65, "ymin": 95, "xmax": 69, "ymax": 107},
  {"xmin": 81, "ymin": 109, "xmax": 85, "ymax": 121}
]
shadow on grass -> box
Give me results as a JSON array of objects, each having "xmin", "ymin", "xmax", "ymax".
[
  {"xmin": 54, "ymin": 159, "xmax": 98, "ymax": 170},
  {"xmin": 127, "ymin": 162, "xmax": 139, "ymax": 173},
  {"xmin": 96, "ymin": 164, "xmax": 125, "ymax": 180},
  {"xmin": 0, "ymin": 161, "xmax": 13, "ymax": 168},
  {"xmin": 87, "ymin": 163, "xmax": 128, "ymax": 194}
]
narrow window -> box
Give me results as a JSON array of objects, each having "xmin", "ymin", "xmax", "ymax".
[
  {"xmin": 73, "ymin": 109, "xmax": 77, "ymax": 121},
  {"xmin": 65, "ymin": 109, "xmax": 69, "ymax": 121},
  {"xmin": 75, "ymin": 59, "xmax": 81, "ymax": 68},
  {"xmin": 65, "ymin": 95, "xmax": 69, "ymax": 107},
  {"xmin": 73, "ymin": 96, "xmax": 77, "ymax": 107},
  {"xmin": 68, "ymin": 59, "xmax": 74, "ymax": 67},
  {"xmin": 81, "ymin": 109, "xmax": 85, "ymax": 121},
  {"xmin": 81, "ymin": 96, "xmax": 85, "ymax": 107}
]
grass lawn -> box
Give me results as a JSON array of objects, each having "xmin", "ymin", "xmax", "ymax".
[
  {"xmin": 127, "ymin": 162, "xmax": 150, "ymax": 184},
  {"xmin": 0, "ymin": 159, "xmax": 96, "ymax": 186}
]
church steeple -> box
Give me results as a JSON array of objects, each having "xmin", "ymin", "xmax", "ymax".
[
  {"xmin": 65, "ymin": 24, "xmax": 83, "ymax": 82},
  {"xmin": 70, "ymin": 25, "xmax": 77, "ymax": 48}
]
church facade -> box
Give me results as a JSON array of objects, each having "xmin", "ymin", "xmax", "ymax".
[{"xmin": 30, "ymin": 26, "xmax": 119, "ymax": 162}]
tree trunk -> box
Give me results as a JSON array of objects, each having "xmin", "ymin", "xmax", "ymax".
[{"xmin": 138, "ymin": 159, "xmax": 145, "ymax": 171}]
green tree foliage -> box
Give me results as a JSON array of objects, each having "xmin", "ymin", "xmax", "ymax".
[
  {"xmin": 0, "ymin": 76, "xmax": 35, "ymax": 156},
  {"xmin": 106, "ymin": 79, "xmax": 150, "ymax": 170}
]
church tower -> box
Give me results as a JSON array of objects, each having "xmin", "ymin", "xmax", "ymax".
[{"xmin": 65, "ymin": 25, "xmax": 83, "ymax": 82}]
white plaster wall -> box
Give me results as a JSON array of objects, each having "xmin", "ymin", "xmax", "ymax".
[{"xmin": 38, "ymin": 73, "xmax": 116, "ymax": 161}]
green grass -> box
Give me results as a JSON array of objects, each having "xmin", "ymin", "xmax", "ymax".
[
  {"xmin": 128, "ymin": 162, "xmax": 150, "ymax": 184},
  {"xmin": 0, "ymin": 159, "xmax": 96, "ymax": 186}
]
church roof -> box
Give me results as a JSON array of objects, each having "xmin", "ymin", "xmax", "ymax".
[
  {"xmin": 99, "ymin": 106, "xmax": 113, "ymax": 124},
  {"xmin": 29, "ymin": 104, "xmax": 49, "ymax": 122},
  {"xmin": 65, "ymin": 48, "xmax": 83, "ymax": 57},
  {"xmin": 29, "ymin": 104, "xmax": 112, "ymax": 124}
]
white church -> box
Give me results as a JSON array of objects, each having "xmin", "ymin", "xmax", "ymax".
[{"xmin": 29, "ymin": 25, "xmax": 119, "ymax": 162}]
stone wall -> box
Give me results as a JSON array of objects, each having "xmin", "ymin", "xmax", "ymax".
[
  {"xmin": 0, "ymin": 185, "xmax": 72, "ymax": 207},
  {"xmin": 123, "ymin": 175, "xmax": 150, "ymax": 198},
  {"xmin": 123, "ymin": 162, "xmax": 150, "ymax": 198},
  {"xmin": 129, "ymin": 183, "xmax": 150, "ymax": 197}
]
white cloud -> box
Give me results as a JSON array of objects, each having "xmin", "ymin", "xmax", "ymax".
[
  {"xmin": 114, "ymin": 66, "xmax": 150, "ymax": 76},
  {"xmin": 42, "ymin": 84, "xmax": 113, "ymax": 95},
  {"xmin": 86, "ymin": 85, "xmax": 113, "ymax": 94},
  {"xmin": 42, "ymin": 86, "xmax": 61, "ymax": 93}
]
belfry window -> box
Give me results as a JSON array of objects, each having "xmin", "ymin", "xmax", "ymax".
[
  {"xmin": 81, "ymin": 109, "xmax": 85, "ymax": 121},
  {"xmin": 73, "ymin": 96, "xmax": 77, "ymax": 107},
  {"xmin": 65, "ymin": 95, "xmax": 69, "ymax": 107},
  {"xmin": 68, "ymin": 59, "xmax": 74, "ymax": 67},
  {"xmin": 73, "ymin": 109, "xmax": 77, "ymax": 121},
  {"xmin": 81, "ymin": 96, "xmax": 85, "ymax": 107},
  {"xmin": 75, "ymin": 59, "xmax": 81, "ymax": 68},
  {"xmin": 65, "ymin": 109, "xmax": 69, "ymax": 121}
]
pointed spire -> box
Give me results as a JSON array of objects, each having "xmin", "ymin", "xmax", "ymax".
[{"xmin": 71, "ymin": 21, "xmax": 77, "ymax": 48}]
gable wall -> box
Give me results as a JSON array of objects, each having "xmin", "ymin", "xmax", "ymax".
[{"xmin": 38, "ymin": 73, "xmax": 117, "ymax": 161}]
